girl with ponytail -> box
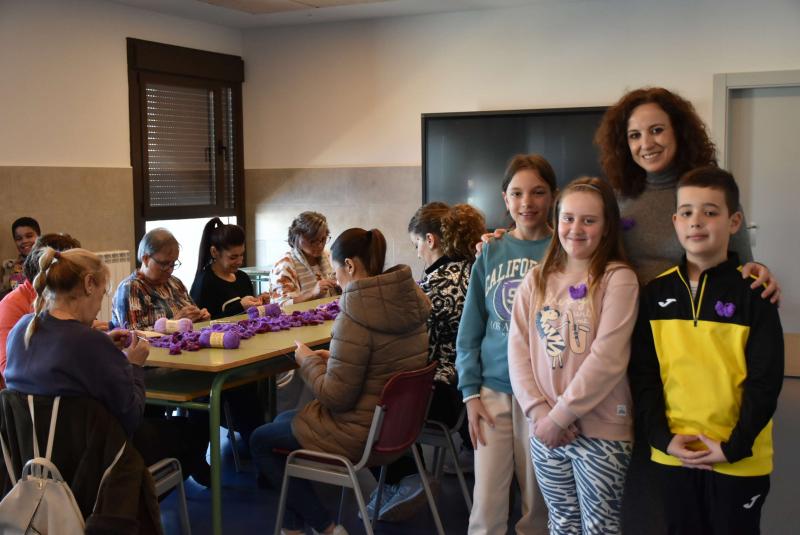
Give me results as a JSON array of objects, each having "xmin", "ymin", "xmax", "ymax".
[
  {"xmin": 250, "ymin": 227, "xmax": 431, "ymax": 535},
  {"xmin": 191, "ymin": 217, "xmax": 268, "ymax": 319},
  {"xmin": 4, "ymin": 247, "xmax": 149, "ymax": 436}
]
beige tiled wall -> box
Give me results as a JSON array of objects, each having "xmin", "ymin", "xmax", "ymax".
[
  {"xmin": 0, "ymin": 166, "xmax": 135, "ymax": 268},
  {"xmin": 245, "ymin": 166, "xmax": 425, "ymax": 277}
]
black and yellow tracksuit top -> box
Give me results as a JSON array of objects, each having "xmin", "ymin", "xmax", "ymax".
[{"xmin": 630, "ymin": 254, "xmax": 783, "ymax": 477}]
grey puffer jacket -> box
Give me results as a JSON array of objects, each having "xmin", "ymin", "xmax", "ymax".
[{"xmin": 292, "ymin": 265, "xmax": 431, "ymax": 463}]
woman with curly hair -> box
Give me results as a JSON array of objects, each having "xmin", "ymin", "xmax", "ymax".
[
  {"xmin": 594, "ymin": 87, "xmax": 778, "ymax": 296},
  {"xmin": 595, "ymin": 87, "xmax": 781, "ymax": 533}
]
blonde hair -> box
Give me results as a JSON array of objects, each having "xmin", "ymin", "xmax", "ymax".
[
  {"xmin": 25, "ymin": 247, "xmax": 109, "ymax": 348},
  {"xmin": 533, "ymin": 177, "xmax": 630, "ymax": 315}
]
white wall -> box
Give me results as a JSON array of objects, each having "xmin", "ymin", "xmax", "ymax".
[
  {"xmin": 242, "ymin": 0, "xmax": 800, "ymax": 169},
  {"xmin": 0, "ymin": 0, "xmax": 243, "ymax": 167}
]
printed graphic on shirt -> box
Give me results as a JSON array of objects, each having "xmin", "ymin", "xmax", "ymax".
[
  {"xmin": 535, "ymin": 290, "xmax": 593, "ymax": 368},
  {"xmin": 535, "ymin": 306, "xmax": 567, "ymax": 368},
  {"xmin": 485, "ymin": 258, "xmax": 537, "ymax": 333}
]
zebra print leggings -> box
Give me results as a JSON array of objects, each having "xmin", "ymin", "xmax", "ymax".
[{"xmin": 531, "ymin": 435, "xmax": 632, "ymax": 534}]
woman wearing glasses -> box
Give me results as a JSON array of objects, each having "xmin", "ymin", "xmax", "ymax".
[
  {"xmin": 270, "ymin": 211, "xmax": 340, "ymax": 305},
  {"xmin": 112, "ymin": 227, "xmax": 210, "ymax": 330}
]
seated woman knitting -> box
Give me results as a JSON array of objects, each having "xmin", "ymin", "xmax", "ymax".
[
  {"xmin": 270, "ymin": 211, "xmax": 340, "ymax": 306},
  {"xmin": 250, "ymin": 228, "xmax": 431, "ymax": 535},
  {"xmin": 5, "ymin": 247, "xmax": 211, "ymax": 485},
  {"xmin": 0, "ymin": 233, "xmax": 82, "ymax": 384},
  {"xmin": 5, "ymin": 247, "xmax": 149, "ymax": 436},
  {"xmin": 191, "ymin": 217, "xmax": 268, "ymax": 319},
  {"xmin": 112, "ymin": 227, "xmax": 210, "ymax": 330}
]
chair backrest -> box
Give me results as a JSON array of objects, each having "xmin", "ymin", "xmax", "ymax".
[{"xmin": 371, "ymin": 361, "xmax": 437, "ymax": 455}]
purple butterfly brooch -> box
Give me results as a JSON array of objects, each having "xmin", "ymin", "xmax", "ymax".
[
  {"xmin": 715, "ymin": 300, "xmax": 735, "ymax": 318},
  {"xmin": 569, "ymin": 283, "xmax": 588, "ymax": 300}
]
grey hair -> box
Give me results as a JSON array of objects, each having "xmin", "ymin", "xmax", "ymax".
[
  {"xmin": 137, "ymin": 228, "xmax": 180, "ymax": 263},
  {"xmin": 287, "ymin": 212, "xmax": 328, "ymax": 248}
]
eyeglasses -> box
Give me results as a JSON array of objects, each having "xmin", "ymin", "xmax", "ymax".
[
  {"xmin": 306, "ymin": 234, "xmax": 331, "ymax": 247},
  {"xmin": 150, "ymin": 257, "xmax": 182, "ymax": 271}
]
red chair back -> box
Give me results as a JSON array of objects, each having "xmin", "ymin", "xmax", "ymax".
[{"xmin": 372, "ymin": 361, "xmax": 437, "ymax": 455}]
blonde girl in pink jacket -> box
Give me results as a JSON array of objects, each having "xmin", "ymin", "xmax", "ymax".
[{"xmin": 508, "ymin": 176, "xmax": 639, "ymax": 534}]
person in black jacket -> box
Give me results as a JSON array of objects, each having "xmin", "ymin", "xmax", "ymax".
[
  {"xmin": 190, "ymin": 218, "xmax": 268, "ymax": 454},
  {"xmin": 191, "ymin": 218, "xmax": 267, "ymax": 319},
  {"xmin": 629, "ymin": 167, "xmax": 783, "ymax": 535}
]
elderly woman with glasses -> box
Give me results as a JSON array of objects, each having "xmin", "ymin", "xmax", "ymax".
[
  {"xmin": 270, "ymin": 211, "xmax": 341, "ymax": 306},
  {"xmin": 112, "ymin": 227, "xmax": 210, "ymax": 330}
]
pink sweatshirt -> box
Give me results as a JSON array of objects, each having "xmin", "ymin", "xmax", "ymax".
[{"xmin": 508, "ymin": 263, "xmax": 639, "ymax": 442}]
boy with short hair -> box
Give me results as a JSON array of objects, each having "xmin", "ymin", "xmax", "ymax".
[{"xmin": 630, "ymin": 166, "xmax": 784, "ymax": 534}]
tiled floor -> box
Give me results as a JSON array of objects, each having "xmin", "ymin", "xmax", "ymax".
[{"xmin": 160, "ymin": 377, "xmax": 800, "ymax": 535}]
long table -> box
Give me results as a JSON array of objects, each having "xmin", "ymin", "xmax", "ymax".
[{"xmin": 144, "ymin": 297, "xmax": 337, "ymax": 535}]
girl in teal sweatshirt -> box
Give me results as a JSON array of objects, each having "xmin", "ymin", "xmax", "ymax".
[{"xmin": 455, "ymin": 154, "xmax": 555, "ymax": 535}]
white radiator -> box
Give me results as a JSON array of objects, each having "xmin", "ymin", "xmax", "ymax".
[{"xmin": 96, "ymin": 250, "xmax": 132, "ymax": 323}]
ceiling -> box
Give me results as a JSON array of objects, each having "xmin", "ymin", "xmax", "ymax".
[{"xmin": 107, "ymin": 0, "xmax": 546, "ymax": 28}]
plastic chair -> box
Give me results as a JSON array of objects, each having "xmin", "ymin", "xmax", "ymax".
[
  {"xmin": 418, "ymin": 406, "xmax": 472, "ymax": 510},
  {"xmin": 149, "ymin": 458, "xmax": 191, "ymax": 535},
  {"xmin": 273, "ymin": 361, "xmax": 444, "ymax": 535}
]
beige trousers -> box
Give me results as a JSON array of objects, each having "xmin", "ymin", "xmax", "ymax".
[{"xmin": 468, "ymin": 387, "xmax": 548, "ymax": 535}]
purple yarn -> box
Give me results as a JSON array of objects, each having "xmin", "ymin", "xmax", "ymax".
[
  {"xmin": 621, "ymin": 217, "xmax": 636, "ymax": 231},
  {"xmin": 247, "ymin": 303, "xmax": 282, "ymax": 319},
  {"xmin": 151, "ymin": 299, "xmax": 341, "ymax": 354},
  {"xmin": 199, "ymin": 330, "xmax": 241, "ymax": 349}
]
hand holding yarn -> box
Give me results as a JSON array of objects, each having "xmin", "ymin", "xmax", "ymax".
[
  {"xmin": 123, "ymin": 335, "xmax": 149, "ymax": 367},
  {"xmin": 176, "ymin": 304, "xmax": 210, "ymax": 322},
  {"xmin": 240, "ymin": 295, "xmax": 263, "ymax": 309},
  {"xmin": 107, "ymin": 328, "xmax": 131, "ymax": 350},
  {"xmin": 154, "ymin": 317, "xmax": 193, "ymax": 334},
  {"xmin": 294, "ymin": 340, "xmax": 315, "ymax": 365},
  {"xmin": 313, "ymin": 278, "xmax": 337, "ymax": 298}
]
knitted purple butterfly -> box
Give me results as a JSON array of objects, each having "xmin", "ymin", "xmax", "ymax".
[
  {"xmin": 621, "ymin": 217, "xmax": 636, "ymax": 231},
  {"xmin": 569, "ymin": 284, "xmax": 587, "ymax": 300},
  {"xmin": 715, "ymin": 300, "xmax": 735, "ymax": 318}
]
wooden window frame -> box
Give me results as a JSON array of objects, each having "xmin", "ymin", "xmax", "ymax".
[{"xmin": 127, "ymin": 38, "xmax": 245, "ymax": 252}]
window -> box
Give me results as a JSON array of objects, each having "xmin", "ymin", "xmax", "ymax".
[{"xmin": 127, "ymin": 39, "xmax": 245, "ymax": 255}]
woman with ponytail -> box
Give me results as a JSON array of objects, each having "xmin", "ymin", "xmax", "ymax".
[
  {"xmin": 4, "ymin": 247, "xmax": 149, "ymax": 436},
  {"xmin": 190, "ymin": 218, "xmax": 268, "ymax": 449},
  {"xmin": 191, "ymin": 217, "xmax": 268, "ymax": 319},
  {"xmin": 250, "ymin": 228, "xmax": 431, "ymax": 535}
]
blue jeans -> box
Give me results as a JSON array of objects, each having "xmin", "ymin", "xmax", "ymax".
[{"xmin": 250, "ymin": 410, "xmax": 332, "ymax": 532}]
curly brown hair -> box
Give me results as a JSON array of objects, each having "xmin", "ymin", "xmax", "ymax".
[
  {"xmin": 408, "ymin": 202, "xmax": 486, "ymax": 262},
  {"xmin": 594, "ymin": 87, "xmax": 717, "ymax": 198}
]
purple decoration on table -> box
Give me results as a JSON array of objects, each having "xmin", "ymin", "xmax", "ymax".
[
  {"xmin": 247, "ymin": 303, "xmax": 282, "ymax": 319},
  {"xmin": 621, "ymin": 217, "xmax": 636, "ymax": 231},
  {"xmin": 715, "ymin": 300, "xmax": 736, "ymax": 318},
  {"xmin": 154, "ymin": 317, "xmax": 193, "ymax": 334},
  {"xmin": 568, "ymin": 283, "xmax": 588, "ymax": 300},
  {"xmin": 199, "ymin": 330, "xmax": 241, "ymax": 349},
  {"xmin": 151, "ymin": 299, "xmax": 341, "ymax": 354}
]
